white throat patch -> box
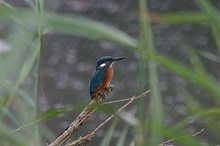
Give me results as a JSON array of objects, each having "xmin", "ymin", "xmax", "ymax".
[
  {"xmin": 110, "ymin": 62, "xmax": 114, "ymax": 67},
  {"xmin": 99, "ymin": 63, "xmax": 106, "ymax": 68}
]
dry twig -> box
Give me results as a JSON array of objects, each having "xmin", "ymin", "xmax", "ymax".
[
  {"xmin": 48, "ymin": 85, "xmax": 115, "ymax": 146},
  {"xmin": 67, "ymin": 90, "xmax": 151, "ymax": 146},
  {"xmin": 159, "ymin": 128, "xmax": 204, "ymax": 146}
]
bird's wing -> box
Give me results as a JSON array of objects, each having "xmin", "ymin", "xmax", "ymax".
[{"xmin": 89, "ymin": 69, "xmax": 106, "ymax": 96}]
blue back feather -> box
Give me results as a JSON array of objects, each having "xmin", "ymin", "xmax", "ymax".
[{"xmin": 89, "ymin": 68, "xmax": 107, "ymax": 97}]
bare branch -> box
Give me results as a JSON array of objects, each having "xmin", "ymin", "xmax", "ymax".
[
  {"xmin": 159, "ymin": 128, "xmax": 204, "ymax": 146},
  {"xmin": 67, "ymin": 90, "xmax": 151, "ymax": 146},
  {"xmin": 48, "ymin": 85, "xmax": 115, "ymax": 146}
]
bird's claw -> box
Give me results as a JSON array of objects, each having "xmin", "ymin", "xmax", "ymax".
[{"xmin": 93, "ymin": 84, "xmax": 115, "ymax": 103}]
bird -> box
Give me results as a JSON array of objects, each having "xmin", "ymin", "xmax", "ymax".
[{"xmin": 89, "ymin": 56, "xmax": 126, "ymax": 99}]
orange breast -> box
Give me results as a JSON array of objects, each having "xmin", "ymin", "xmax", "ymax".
[{"xmin": 92, "ymin": 67, "xmax": 113, "ymax": 97}]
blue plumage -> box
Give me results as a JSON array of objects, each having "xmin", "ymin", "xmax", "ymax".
[
  {"xmin": 96, "ymin": 56, "xmax": 112, "ymax": 68},
  {"xmin": 89, "ymin": 56, "xmax": 125, "ymax": 99},
  {"xmin": 89, "ymin": 68, "xmax": 106, "ymax": 97}
]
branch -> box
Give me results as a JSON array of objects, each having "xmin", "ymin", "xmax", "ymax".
[
  {"xmin": 67, "ymin": 90, "xmax": 151, "ymax": 146},
  {"xmin": 159, "ymin": 128, "xmax": 204, "ymax": 146},
  {"xmin": 48, "ymin": 85, "xmax": 115, "ymax": 146}
]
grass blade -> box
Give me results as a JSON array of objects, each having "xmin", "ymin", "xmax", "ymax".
[
  {"xmin": 116, "ymin": 125, "xmax": 128, "ymax": 146},
  {"xmin": 139, "ymin": 0, "xmax": 163, "ymax": 145},
  {"xmin": 0, "ymin": 5, "xmax": 137, "ymax": 48},
  {"xmin": 100, "ymin": 119, "xmax": 118, "ymax": 146},
  {"xmin": 150, "ymin": 13, "xmax": 207, "ymax": 24}
]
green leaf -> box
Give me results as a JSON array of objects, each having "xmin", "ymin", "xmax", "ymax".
[
  {"xmin": 181, "ymin": 89, "xmax": 220, "ymax": 139},
  {"xmin": 150, "ymin": 53, "xmax": 220, "ymax": 101},
  {"xmin": 202, "ymin": 108, "xmax": 220, "ymax": 117},
  {"xmin": 139, "ymin": 0, "xmax": 163, "ymax": 145},
  {"xmin": 200, "ymin": 51, "xmax": 220, "ymax": 64},
  {"xmin": 118, "ymin": 111, "xmax": 138, "ymax": 126},
  {"xmin": 157, "ymin": 54, "xmax": 220, "ymax": 97},
  {"xmin": 0, "ymin": 5, "xmax": 138, "ymax": 48},
  {"xmin": 0, "ymin": 127, "xmax": 24, "ymax": 146},
  {"xmin": 16, "ymin": 38, "xmax": 41, "ymax": 87},
  {"xmin": 197, "ymin": 0, "xmax": 220, "ymax": 32},
  {"xmin": 36, "ymin": 108, "xmax": 69, "ymax": 120},
  {"xmin": 116, "ymin": 125, "xmax": 128, "ymax": 146},
  {"xmin": 150, "ymin": 13, "xmax": 208, "ymax": 24},
  {"xmin": 100, "ymin": 119, "xmax": 118, "ymax": 146}
]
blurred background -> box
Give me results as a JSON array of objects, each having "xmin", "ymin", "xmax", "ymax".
[{"xmin": 0, "ymin": 0, "xmax": 220, "ymax": 146}]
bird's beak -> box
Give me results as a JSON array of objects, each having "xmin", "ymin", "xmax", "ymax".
[{"xmin": 113, "ymin": 56, "xmax": 126, "ymax": 61}]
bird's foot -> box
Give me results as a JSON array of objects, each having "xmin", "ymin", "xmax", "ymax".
[{"xmin": 94, "ymin": 84, "xmax": 115, "ymax": 103}]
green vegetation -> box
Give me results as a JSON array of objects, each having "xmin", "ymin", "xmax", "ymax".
[{"xmin": 0, "ymin": 0, "xmax": 220, "ymax": 145}]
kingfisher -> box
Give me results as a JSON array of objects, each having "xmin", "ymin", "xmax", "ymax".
[{"xmin": 89, "ymin": 56, "xmax": 126, "ymax": 99}]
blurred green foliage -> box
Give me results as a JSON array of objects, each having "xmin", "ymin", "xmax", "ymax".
[{"xmin": 0, "ymin": 0, "xmax": 220, "ymax": 146}]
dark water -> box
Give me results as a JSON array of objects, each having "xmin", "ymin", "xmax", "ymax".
[
  {"xmin": 41, "ymin": 0, "xmax": 219, "ymax": 145},
  {"xmin": 2, "ymin": 0, "xmax": 220, "ymax": 145}
]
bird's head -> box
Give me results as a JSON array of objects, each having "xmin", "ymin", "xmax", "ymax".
[{"xmin": 96, "ymin": 56, "xmax": 126, "ymax": 69}]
